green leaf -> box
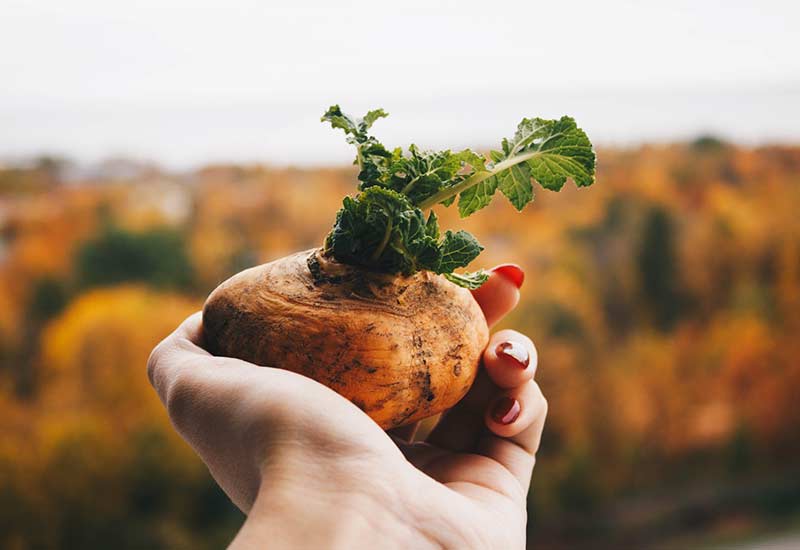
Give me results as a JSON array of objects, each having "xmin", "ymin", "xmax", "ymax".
[
  {"xmin": 437, "ymin": 230, "xmax": 484, "ymax": 273},
  {"xmin": 381, "ymin": 146, "xmax": 486, "ymax": 207},
  {"xmin": 392, "ymin": 213, "xmax": 441, "ymax": 274},
  {"xmin": 321, "ymin": 105, "xmax": 389, "ymax": 145},
  {"xmin": 425, "ymin": 210, "xmax": 440, "ymax": 240},
  {"xmin": 451, "ymin": 149, "xmax": 487, "ymax": 172},
  {"xmin": 418, "ymin": 116, "xmax": 595, "ymax": 212},
  {"xmin": 325, "ymin": 187, "xmax": 442, "ymax": 275},
  {"xmin": 324, "ymin": 191, "xmax": 485, "ymax": 281},
  {"xmin": 357, "ymin": 141, "xmax": 392, "ymax": 184},
  {"xmin": 326, "ymin": 195, "xmax": 381, "ymax": 263},
  {"xmin": 362, "ymin": 109, "xmax": 389, "ymax": 130},
  {"xmin": 321, "ymin": 105, "xmax": 360, "ymax": 141},
  {"xmin": 493, "ymin": 162, "xmax": 533, "ymax": 211},
  {"xmin": 505, "ymin": 116, "xmax": 595, "ymax": 192},
  {"xmin": 444, "ymin": 270, "xmax": 489, "ymax": 289},
  {"xmin": 458, "ymin": 178, "xmax": 497, "ymax": 217}
]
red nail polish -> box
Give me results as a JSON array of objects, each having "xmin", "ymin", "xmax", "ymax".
[
  {"xmin": 491, "ymin": 264, "xmax": 524, "ymax": 289},
  {"xmin": 496, "ymin": 341, "xmax": 530, "ymax": 368},
  {"xmin": 491, "ymin": 397, "xmax": 521, "ymax": 425}
]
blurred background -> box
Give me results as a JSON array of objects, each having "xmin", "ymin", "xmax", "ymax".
[{"xmin": 1, "ymin": 1, "xmax": 799, "ymax": 548}]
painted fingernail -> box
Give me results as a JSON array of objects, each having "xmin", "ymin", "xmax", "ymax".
[
  {"xmin": 496, "ymin": 341, "xmax": 530, "ymax": 368},
  {"xmin": 491, "ymin": 397, "xmax": 521, "ymax": 425},
  {"xmin": 491, "ymin": 264, "xmax": 525, "ymax": 289}
]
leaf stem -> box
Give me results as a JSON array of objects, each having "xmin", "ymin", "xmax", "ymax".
[
  {"xmin": 400, "ymin": 176, "xmax": 420, "ymax": 195},
  {"xmin": 416, "ymin": 150, "xmax": 539, "ymax": 210},
  {"xmin": 371, "ymin": 217, "xmax": 393, "ymax": 261},
  {"xmin": 401, "ymin": 165, "xmax": 444, "ymax": 195}
]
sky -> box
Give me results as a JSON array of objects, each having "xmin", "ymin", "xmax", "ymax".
[{"xmin": 1, "ymin": 0, "xmax": 798, "ymax": 168}]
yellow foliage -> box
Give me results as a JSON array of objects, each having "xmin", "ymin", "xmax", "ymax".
[{"xmin": 38, "ymin": 286, "xmax": 199, "ymax": 417}]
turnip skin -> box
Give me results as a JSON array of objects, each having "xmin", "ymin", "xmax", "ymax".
[{"xmin": 202, "ymin": 249, "xmax": 489, "ymax": 429}]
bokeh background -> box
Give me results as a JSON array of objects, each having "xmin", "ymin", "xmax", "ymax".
[{"xmin": 2, "ymin": 1, "xmax": 799, "ymax": 548}]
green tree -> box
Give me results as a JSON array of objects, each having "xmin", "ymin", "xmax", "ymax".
[
  {"xmin": 637, "ymin": 206, "xmax": 683, "ymax": 329},
  {"xmin": 76, "ymin": 226, "xmax": 194, "ymax": 290}
]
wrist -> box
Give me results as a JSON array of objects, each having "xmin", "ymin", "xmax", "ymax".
[{"xmin": 230, "ymin": 457, "xmax": 437, "ymax": 549}]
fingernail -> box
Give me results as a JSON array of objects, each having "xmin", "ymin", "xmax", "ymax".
[
  {"xmin": 496, "ymin": 341, "xmax": 530, "ymax": 368},
  {"xmin": 491, "ymin": 397, "xmax": 521, "ymax": 425},
  {"xmin": 491, "ymin": 264, "xmax": 524, "ymax": 289}
]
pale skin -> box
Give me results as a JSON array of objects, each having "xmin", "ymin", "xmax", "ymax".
[{"xmin": 147, "ymin": 267, "xmax": 547, "ymax": 549}]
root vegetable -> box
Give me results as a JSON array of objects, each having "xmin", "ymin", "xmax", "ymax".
[{"xmin": 203, "ymin": 249, "xmax": 488, "ymax": 429}]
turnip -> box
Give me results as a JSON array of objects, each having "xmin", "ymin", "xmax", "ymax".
[{"xmin": 203, "ymin": 106, "xmax": 595, "ymax": 429}]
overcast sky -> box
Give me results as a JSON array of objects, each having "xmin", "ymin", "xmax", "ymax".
[{"xmin": 1, "ymin": 0, "xmax": 798, "ymax": 167}]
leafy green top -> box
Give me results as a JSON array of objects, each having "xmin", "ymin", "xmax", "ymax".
[{"xmin": 321, "ymin": 105, "xmax": 596, "ymax": 288}]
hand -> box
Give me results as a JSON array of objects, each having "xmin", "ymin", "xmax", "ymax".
[{"xmin": 147, "ymin": 265, "xmax": 546, "ymax": 549}]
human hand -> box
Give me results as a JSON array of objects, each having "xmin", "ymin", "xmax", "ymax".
[{"xmin": 147, "ymin": 265, "xmax": 546, "ymax": 549}]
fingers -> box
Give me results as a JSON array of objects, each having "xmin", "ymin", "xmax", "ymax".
[
  {"xmin": 479, "ymin": 380, "xmax": 547, "ymax": 492},
  {"xmin": 471, "ymin": 264, "xmax": 524, "ymax": 327},
  {"xmin": 482, "ymin": 329, "xmax": 537, "ymax": 389}
]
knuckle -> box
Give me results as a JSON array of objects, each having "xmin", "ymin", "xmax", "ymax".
[
  {"xmin": 147, "ymin": 337, "xmax": 204, "ymax": 429},
  {"xmin": 530, "ymin": 381, "xmax": 548, "ymax": 414},
  {"xmin": 146, "ymin": 340, "xmax": 169, "ymax": 388},
  {"xmin": 163, "ymin": 366, "xmax": 196, "ymax": 427}
]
